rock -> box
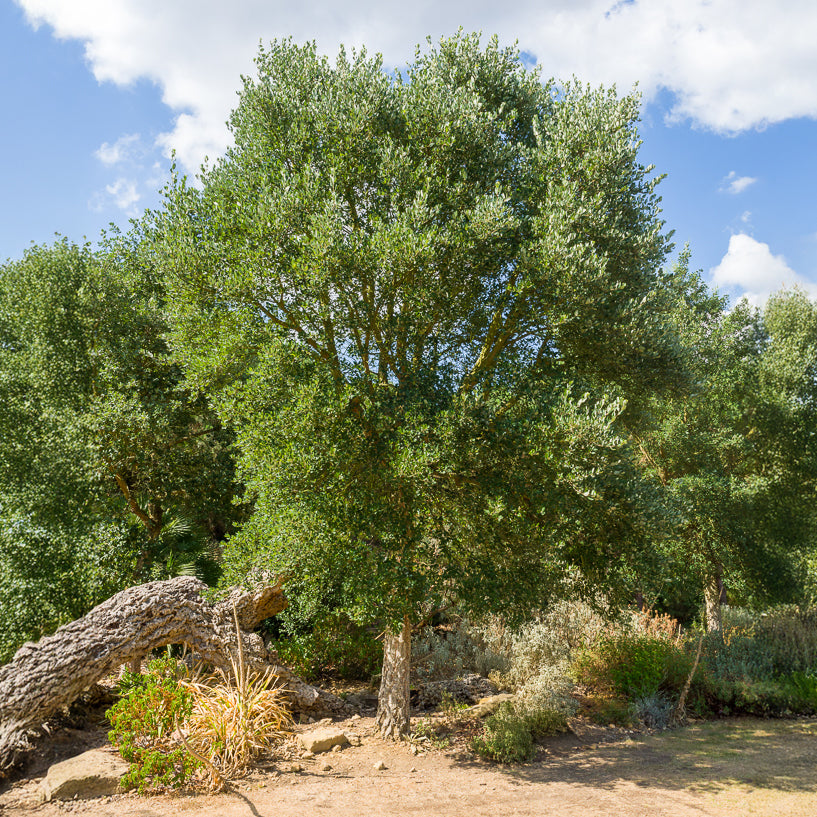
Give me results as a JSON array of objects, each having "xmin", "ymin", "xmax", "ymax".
[
  {"xmin": 301, "ymin": 751, "xmax": 315, "ymax": 759},
  {"xmin": 414, "ymin": 674, "xmax": 499, "ymax": 710},
  {"xmin": 331, "ymin": 744, "xmax": 342, "ymax": 753},
  {"xmin": 466, "ymin": 693, "xmax": 515, "ymax": 718},
  {"xmin": 373, "ymin": 760, "xmax": 387, "ymax": 771},
  {"xmin": 298, "ymin": 728, "xmax": 350, "ymax": 754},
  {"xmin": 39, "ymin": 749, "xmax": 129, "ymax": 802},
  {"xmin": 289, "ymin": 763, "xmax": 303, "ymax": 773},
  {"xmin": 321, "ymin": 763, "xmax": 332, "ymax": 771}
]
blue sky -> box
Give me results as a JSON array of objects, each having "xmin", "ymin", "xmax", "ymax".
[{"xmin": 2, "ymin": 0, "xmax": 816, "ymax": 306}]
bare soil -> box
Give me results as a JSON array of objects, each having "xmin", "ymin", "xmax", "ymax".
[{"xmin": 2, "ymin": 710, "xmax": 816, "ymax": 817}]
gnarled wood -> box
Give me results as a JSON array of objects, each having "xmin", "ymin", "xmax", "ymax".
[{"xmin": 0, "ymin": 576, "xmax": 349, "ymax": 777}]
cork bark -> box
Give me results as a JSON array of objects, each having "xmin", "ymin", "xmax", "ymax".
[{"xmin": 375, "ymin": 616, "xmax": 412, "ymax": 739}]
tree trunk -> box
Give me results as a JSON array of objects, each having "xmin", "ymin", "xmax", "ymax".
[
  {"xmin": 703, "ymin": 568, "xmax": 724, "ymax": 633},
  {"xmin": 375, "ymin": 616, "xmax": 412, "ymax": 739},
  {"xmin": 0, "ymin": 576, "xmax": 349, "ymax": 777}
]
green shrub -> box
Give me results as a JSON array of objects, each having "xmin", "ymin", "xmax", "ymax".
[
  {"xmin": 513, "ymin": 664, "xmax": 578, "ymax": 733},
  {"xmin": 780, "ymin": 671, "xmax": 817, "ymax": 713},
  {"xmin": 583, "ymin": 696, "xmax": 634, "ymax": 726},
  {"xmin": 106, "ymin": 656, "xmax": 199, "ymax": 793},
  {"xmin": 270, "ymin": 612, "xmax": 382, "ymax": 682},
  {"xmin": 703, "ymin": 606, "xmax": 817, "ymax": 683},
  {"xmin": 470, "ymin": 702, "xmax": 535, "ymax": 763},
  {"xmin": 574, "ymin": 633, "xmax": 682, "ymax": 698},
  {"xmin": 412, "ymin": 615, "xmax": 511, "ymax": 682}
]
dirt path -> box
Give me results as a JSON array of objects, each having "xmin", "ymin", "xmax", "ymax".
[{"xmin": 2, "ymin": 717, "xmax": 816, "ymax": 817}]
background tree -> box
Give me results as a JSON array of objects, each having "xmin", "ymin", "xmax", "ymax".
[
  {"xmin": 159, "ymin": 33, "xmax": 687, "ymax": 737},
  {"xmin": 0, "ymin": 237, "xmax": 240, "ymax": 661},
  {"xmin": 632, "ymin": 257, "xmax": 817, "ymax": 631}
]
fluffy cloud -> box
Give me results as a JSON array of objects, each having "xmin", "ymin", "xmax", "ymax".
[
  {"xmin": 710, "ymin": 234, "xmax": 816, "ymax": 305},
  {"xmin": 720, "ymin": 171, "xmax": 757, "ymax": 195},
  {"xmin": 107, "ymin": 178, "xmax": 141, "ymax": 211},
  {"xmin": 16, "ymin": 0, "xmax": 817, "ymax": 172},
  {"xmin": 95, "ymin": 133, "xmax": 141, "ymax": 165}
]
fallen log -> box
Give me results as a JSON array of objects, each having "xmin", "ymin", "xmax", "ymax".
[{"xmin": 0, "ymin": 576, "xmax": 349, "ymax": 776}]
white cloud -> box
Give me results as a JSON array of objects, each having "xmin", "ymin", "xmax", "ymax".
[
  {"xmin": 95, "ymin": 133, "xmax": 141, "ymax": 165},
  {"xmin": 710, "ymin": 234, "xmax": 817, "ymax": 306},
  {"xmin": 15, "ymin": 0, "xmax": 817, "ymax": 173},
  {"xmin": 720, "ymin": 171, "xmax": 757, "ymax": 195},
  {"xmin": 104, "ymin": 177, "xmax": 140, "ymax": 210}
]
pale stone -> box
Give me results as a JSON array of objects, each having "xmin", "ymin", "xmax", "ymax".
[
  {"xmin": 39, "ymin": 749, "xmax": 129, "ymax": 802},
  {"xmin": 298, "ymin": 728, "xmax": 350, "ymax": 754},
  {"xmin": 373, "ymin": 760, "xmax": 387, "ymax": 771},
  {"xmin": 466, "ymin": 693, "xmax": 515, "ymax": 718}
]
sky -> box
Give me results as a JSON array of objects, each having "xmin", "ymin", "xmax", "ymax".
[{"xmin": 2, "ymin": 0, "xmax": 816, "ymax": 306}]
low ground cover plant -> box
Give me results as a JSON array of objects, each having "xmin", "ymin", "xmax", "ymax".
[{"xmin": 106, "ymin": 655, "xmax": 199, "ymax": 793}]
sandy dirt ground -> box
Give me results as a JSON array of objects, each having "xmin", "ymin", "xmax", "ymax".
[{"xmin": 2, "ymin": 715, "xmax": 816, "ymax": 817}]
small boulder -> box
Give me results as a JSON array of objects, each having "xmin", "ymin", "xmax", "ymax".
[
  {"xmin": 466, "ymin": 693, "xmax": 515, "ymax": 718},
  {"xmin": 298, "ymin": 727, "xmax": 350, "ymax": 754},
  {"xmin": 39, "ymin": 749, "xmax": 130, "ymax": 802}
]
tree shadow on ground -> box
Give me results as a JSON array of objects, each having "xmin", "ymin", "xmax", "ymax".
[{"xmin": 450, "ymin": 717, "xmax": 817, "ymax": 796}]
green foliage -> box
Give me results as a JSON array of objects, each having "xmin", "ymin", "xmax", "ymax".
[
  {"xmin": 0, "ymin": 516, "xmax": 138, "ymax": 662},
  {"xmin": 779, "ymin": 672, "xmax": 817, "ymax": 713},
  {"xmin": 573, "ymin": 632, "xmax": 684, "ymax": 698},
  {"xmin": 269, "ymin": 611, "xmax": 382, "ymax": 682},
  {"xmin": 412, "ymin": 615, "xmax": 511, "ymax": 682},
  {"xmin": 0, "ymin": 235, "xmax": 242, "ymax": 661},
  {"xmin": 106, "ymin": 657, "xmax": 199, "ymax": 793},
  {"xmin": 470, "ymin": 702, "xmax": 535, "ymax": 763},
  {"xmin": 700, "ymin": 605, "xmax": 817, "ymax": 683},
  {"xmin": 159, "ymin": 32, "xmax": 686, "ymax": 644},
  {"xmin": 583, "ymin": 696, "xmax": 634, "ymax": 726},
  {"xmin": 636, "ymin": 268, "xmax": 817, "ymax": 625},
  {"xmin": 469, "ymin": 690, "xmax": 573, "ymax": 764}
]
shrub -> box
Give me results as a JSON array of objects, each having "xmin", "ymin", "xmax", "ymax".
[
  {"xmin": 513, "ymin": 664, "xmax": 578, "ymax": 735},
  {"xmin": 414, "ymin": 600, "xmax": 607, "ymax": 687},
  {"xmin": 573, "ymin": 633, "xmax": 681, "ymax": 698},
  {"xmin": 702, "ymin": 606, "xmax": 817, "ymax": 684},
  {"xmin": 412, "ymin": 615, "xmax": 510, "ymax": 682},
  {"xmin": 780, "ymin": 672, "xmax": 817, "ymax": 713},
  {"xmin": 106, "ymin": 656, "xmax": 199, "ymax": 793},
  {"xmin": 268, "ymin": 611, "xmax": 382, "ymax": 682},
  {"xmin": 583, "ymin": 695, "xmax": 633, "ymax": 726},
  {"xmin": 497, "ymin": 600, "xmax": 608, "ymax": 687},
  {"xmin": 630, "ymin": 692, "xmax": 673, "ymax": 730},
  {"xmin": 470, "ymin": 702, "xmax": 535, "ymax": 763}
]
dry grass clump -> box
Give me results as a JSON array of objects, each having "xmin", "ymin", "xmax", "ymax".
[{"xmin": 177, "ymin": 607, "xmax": 293, "ymax": 791}]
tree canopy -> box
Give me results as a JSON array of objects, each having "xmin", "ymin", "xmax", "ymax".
[
  {"xmin": 157, "ymin": 33, "xmax": 691, "ymax": 734},
  {"xmin": 0, "ymin": 236, "xmax": 240, "ymax": 659}
]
